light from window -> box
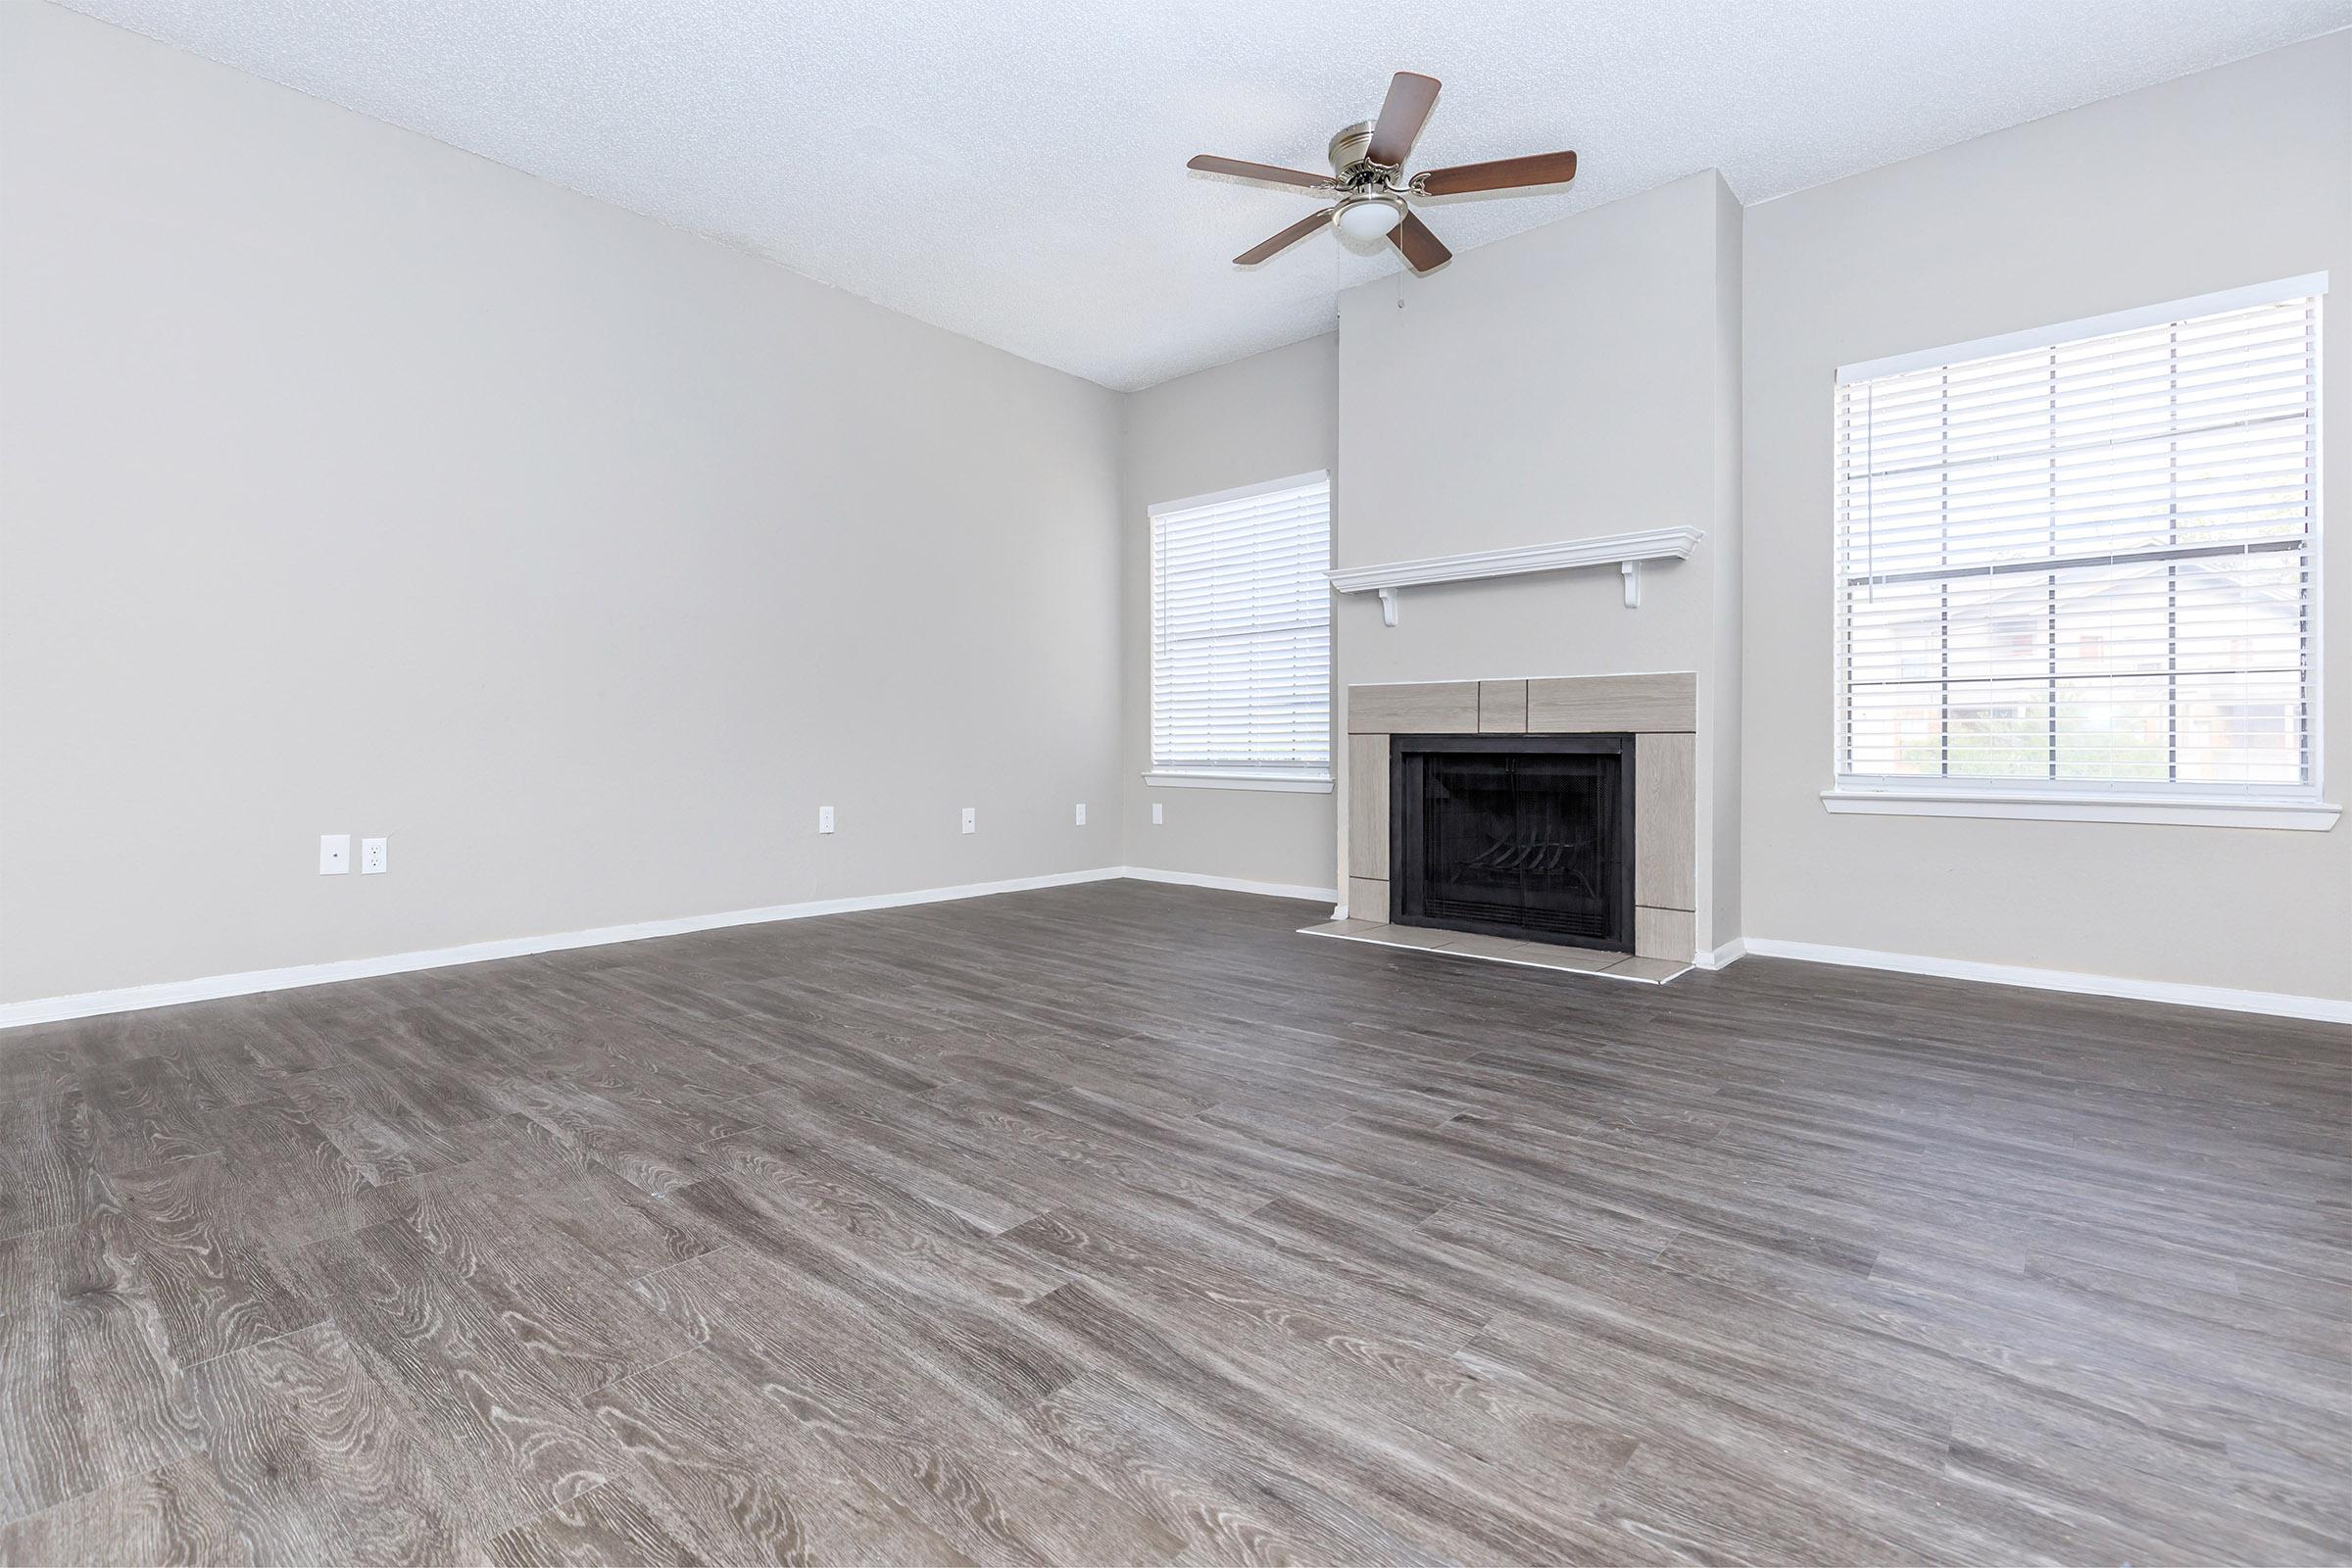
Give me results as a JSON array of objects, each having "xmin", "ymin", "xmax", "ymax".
[
  {"xmin": 1835, "ymin": 280, "xmax": 2321, "ymax": 796},
  {"xmin": 1150, "ymin": 472, "xmax": 1332, "ymax": 781}
]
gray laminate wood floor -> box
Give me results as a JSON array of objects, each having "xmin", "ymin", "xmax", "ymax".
[{"xmin": 3, "ymin": 881, "xmax": 2347, "ymax": 1565}]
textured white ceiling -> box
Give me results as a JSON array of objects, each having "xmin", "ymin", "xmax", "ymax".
[{"xmin": 59, "ymin": 0, "xmax": 2352, "ymax": 390}]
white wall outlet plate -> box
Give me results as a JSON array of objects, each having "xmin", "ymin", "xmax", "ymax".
[
  {"xmin": 817, "ymin": 805, "xmax": 835, "ymax": 834},
  {"xmin": 1151, "ymin": 803, "xmax": 1163, "ymax": 825},
  {"xmin": 960, "ymin": 807, "xmax": 976, "ymax": 834},
  {"xmin": 318, "ymin": 833, "xmax": 350, "ymax": 874},
  {"xmin": 1073, "ymin": 803, "xmax": 1086, "ymax": 826},
  {"xmin": 361, "ymin": 836, "xmax": 388, "ymax": 874}
]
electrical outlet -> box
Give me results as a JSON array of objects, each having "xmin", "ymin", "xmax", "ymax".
[
  {"xmin": 817, "ymin": 806, "xmax": 835, "ymax": 834},
  {"xmin": 960, "ymin": 807, "xmax": 976, "ymax": 834},
  {"xmin": 1152, "ymin": 803, "xmax": 1163, "ymax": 825},
  {"xmin": 318, "ymin": 834, "xmax": 350, "ymax": 874},
  {"xmin": 1073, "ymin": 803, "xmax": 1087, "ymax": 826},
  {"xmin": 360, "ymin": 837, "xmax": 388, "ymax": 874}
]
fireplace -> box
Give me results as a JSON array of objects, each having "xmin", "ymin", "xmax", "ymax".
[{"xmin": 1389, "ymin": 734, "xmax": 1635, "ymax": 951}]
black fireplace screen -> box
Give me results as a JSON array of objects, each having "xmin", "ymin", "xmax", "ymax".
[{"xmin": 1390, "ymin": 734, "xmax": 1635, "ymax": 951}]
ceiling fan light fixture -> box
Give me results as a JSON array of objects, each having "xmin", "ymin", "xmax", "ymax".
[{"xmin": 1334, "ymin": 198, "xmax": 1404, "ymax": 244}]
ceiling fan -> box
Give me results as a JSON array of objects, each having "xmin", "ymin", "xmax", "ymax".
[{"xmin": 1187, "ymin": 73, "xmax": 1579, "ymax": 274}]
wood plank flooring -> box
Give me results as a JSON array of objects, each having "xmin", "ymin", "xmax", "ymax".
[{"xmin": 2, "ymin": 880, "xmax": 2347, "ymax": 1565}]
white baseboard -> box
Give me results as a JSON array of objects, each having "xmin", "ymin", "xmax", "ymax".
[
  {"xmin": 1740, "ymin": 937, "xmax": 2352, "ymax": 1025},
  {"xmin": 40, "ymin": 873, "xmax": 2321, "ymax": 1035},
  {"xmin": 1696, "ymin": 937, "xmax": 1748, "ymax": 971},
  {"xmin": 0, "ymin": 867, "xmax": 1130, "ymax": 1032},
  {"xmin": 1116, "ymin": 865, "xmax": 1341, "ymax": 904},
  {"xmin": 0, "ymin": 864, "xmax": 1352, "ymax": 1032}
]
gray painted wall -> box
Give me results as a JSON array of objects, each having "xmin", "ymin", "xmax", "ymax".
[
  {"xmin": 5, "ymin": 5, "xmax": 2342, "ymax": 1011},
  {"xmin": 0, "ymin": 4, "xmax": 1124, "ymax": 1003},
  {"xmin": 1333, "ymin": 172, "xmax": 1744, "ymax": 953},
  {"xmin": 1117, "ymin": 335, "xmax": 1341, "ymax": 894},
  {"xmin": 1741, "ymin": 29, "xmax": 2351, "ymax": 1002}
]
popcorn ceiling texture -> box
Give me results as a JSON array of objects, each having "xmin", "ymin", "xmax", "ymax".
[{"xmin": 58, "ymin": 0, "xmax": 2352, "ymax": 391}]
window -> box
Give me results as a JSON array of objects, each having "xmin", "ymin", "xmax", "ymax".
[
  {"xmin": 1148, "ymin": 472, "xmax": 1333, "ymax": 791},
  {"xmin": 1830, "ymin": 277, "xmax": 2332, "ymax": 828}
]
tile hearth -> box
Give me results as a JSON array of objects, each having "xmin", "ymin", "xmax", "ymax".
[{"xmin": 1296, "ymin": 917, "xmax": 1690, "ymax": 984}]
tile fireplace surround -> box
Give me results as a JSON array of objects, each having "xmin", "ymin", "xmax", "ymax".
[{"xmin": 1305, "ymin": 672, "xmax": 1698, "ymax": 985}]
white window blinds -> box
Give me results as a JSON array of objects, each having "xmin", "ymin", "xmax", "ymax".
[
  {"xmin": 1150, "ymin": 473, "xmax": 1333, "ymax": 780},
  {"xmin": 1835, "ymin": 280, "xmax": 2322, "ymax": 796}
]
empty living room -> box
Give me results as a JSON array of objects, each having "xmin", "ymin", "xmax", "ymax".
[{"xmin": 4, "ymin": 1, "xmax": 2350, "ymax": 1563}]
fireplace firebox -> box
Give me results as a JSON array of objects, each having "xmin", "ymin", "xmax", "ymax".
[{"xmin": 1389, "ymin": 734, "xmax": 1635, "ymax": 951}]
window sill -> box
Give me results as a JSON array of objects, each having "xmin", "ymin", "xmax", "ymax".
[
  {"xmin": 1821, "ymin": 787, "xmax": 2341, "ymax": 831},
  {"xmin": 1144, "ymin": 771, "xmax": 1334, "ymax": 795}
]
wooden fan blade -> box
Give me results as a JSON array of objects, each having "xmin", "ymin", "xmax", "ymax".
[
  {"xmin": 1187, "ymin": 155, "xmax": 1333, "ymax": 190},
  {"xmin": 1415, "ymin": 150, "xmax": 1579, "ymax": 196},
  {"xmin": 1235, "ymin": 210, "xmax": 1332, "ymax": 267},
  {"xmin": 1388, "ymin": 209, "xmax": 1451, "ymax": 273},
  {"xmin": 1365, "ymin": 72, "xmax": 1441, "ymax": 167}
]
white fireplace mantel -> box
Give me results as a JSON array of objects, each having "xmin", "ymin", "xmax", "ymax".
[{"xmin": 1328, "ymin": 526, "xmax": 1704, "ymax": 623}]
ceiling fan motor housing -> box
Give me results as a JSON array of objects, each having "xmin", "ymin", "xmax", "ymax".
[{"xmin": 1327, "ymin": 120, "xmax": 1389, "ymax": 181}]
